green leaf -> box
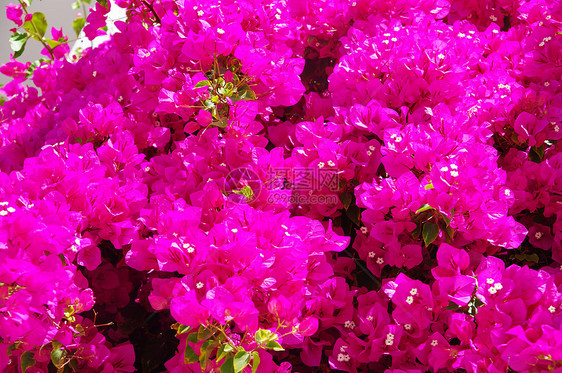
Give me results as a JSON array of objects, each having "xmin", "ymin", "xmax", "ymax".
[
  {"xmin": 187, "ymin": 332, "xmax": 198, "ymax": 343},
  {"xmin": 424, "ymin": 183, "xmax": 434, "ymax": 190},
  {"xmin": 195, "ymin": 80, "xmax": 211, "ymax": 88},
  {"xmin": 45, "ymin": 39, "xmax": 61, "ymax": 49},
  {"xmin": 71, "ymin": 1, "xmax": 80, "ymax": 9},
  {"xmin": 252, "ymin": 351, "xmax": 260, "ymax": 373},
  {"xmin": 529, "ymin": 145, "xmax": 545, "ymax": 163},
  {"xmin": 199, "ymin": 340, "xmax": 218, "ymax": 370},
  {"xmin": 220, "ymin": 357, "xmax": 235, "ymax": 373},
  {"xmin": 9, "ymin": 33, "xmax": 28, "ymax": 58},
  {"xmin": 73, "ymin": 17, "xmax": 86, "ymax": 37},
  {"xmin": 445, "ymin": 301, "xmax": 460, "ymax": 310},
  {"xmin": 216, "ymin": 343, "xmax": 234, "ymax": 363},
  {"xmin": 23, "ymin": 12, "xmax": 48, "ymax": 39},
  {"xmin": 233, "ymin": 351, "xmax": 251, "ymax": 373},
  {"xmin": 415, "ymin": 204, "xmax": 433, "ymax": 214},
  {"xmin": 339, "ymin": 191, "xmax": 354, "ymax": 210},
  {"xmin": 422, "ymin": 222, "xmax": 439, "ymax": 246},
  {"xmin": 345, "ymin": 204, "xmax": 361, "ymax": 227},
  {"xmin": 264, "ymin": 341, "xmax": 284, "ymax": 351},
  {"xmin": 527, "ymin": 253, "xmax": 539, "ymax": 263},
  {"xmin": 184, "ymin": 344, "xmax": 199, "ymax": 364},
  {"xmin": 50, "ymin": 343, "xmax": 66, "ymax": 367},
  {"xmin": 20, "ymin": 351, "xmax": 36, "ymax": 372},
  {"xmin": 197, "ymin": 325, "xmax": 215, "ymax": 341},
  {"xmin": 172, "ymin": 323, "xmax": 192, "ymax": 335}
]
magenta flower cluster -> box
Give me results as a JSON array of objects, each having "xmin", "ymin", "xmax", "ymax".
[{"xmin": 1, "ymin": 0, "xmax": 562, "ymax": 371}]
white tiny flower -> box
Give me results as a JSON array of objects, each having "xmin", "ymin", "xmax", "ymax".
[
  {"xmin": 145, "ymin": 166, "xmax": 151, "ymax": 172},
  {"xmin": 92, "ymin": 71, "xmax": 97, "ymax": 77},
  {"xmin": 376, "ymin": 257, "xmax": 384, "ymax": 265},
  {"xmin": 440, "ymin": 166, "xmax": 449, "ymax": 172},
  {"xmin": 394, "ymin": 136, "xmax": 402, "ymax": 143},
  {"xmin": 217, "ymin": 28, "xmax": 225, "ymax": 35},
  {"xmin": 383, "ymin": 33, "xmax": 391, "ymax": 37},
  {"xmin": 337, "ymin": 353, "xmax": 346, "ymax": 362},
  {"xmin": 318, "ymin": 162, "xmax": 325, "ymax": 168},
  {"xmin": 281, "ymin": 224, "xmax": 288, "ymax": 230},
  {"xmin": 545, "ymin": 82, "xmax": 550, "ymax": 87},
  {"xmin": 555, "ymin": 125, "xmax": 560, "ymax": 133},
  {"xmin": 327, "ymin": 160, "xmax": 336, "ymax": 167},
  {"xmin": 431, "ymin": 339, "xmax": 438, "ymax": 347},
  {"xmin": 488, "ymin": 287, "xmax": 497, "ymax": 295},
  {"xmin": 438, "ymin": 53, "xmax": 445, "ymax": 59},
  {"xmin": 546, "ymin": 15, "xmax": 552, "ymax": 20},
  {"xmin": 0, "ymin": 211, "xmax": 7, "ymax": 216},
  {"xmin": 0, "ymin": 202, "xmax": 8, "ymax": 206},
  {"xmin": 450, "ymin": 170, "xmax": 459, "ymax": 177},
  {"xmin": 394, "ymin": 27, "xmax": 400, "ymax": 31},
  {"xmin": 344, "ymin": 320, "xmax": 355, "ymax": 329},
  {"xmin": 404, "ymin": 324, "xmax": 412, "ymax": 330},
  {"xmin": 367, "ymin": 315, "xmax": 374, "ymax": 321},
  {"xmin": 391, "ymin": 37, "xmax": 397, "ymax": 42},
  {"xmin": 383, "ymin": 40, "xmax": 390, "ymax": 44},
  {"xmin": 458, "ymin": 33, "xmax": 466, "ymax": 38},
  {"xmin": 486, "ymin": 278, "xmax": 495, "ymax": 284},
  {"xmin": 6, "ymin": 207, "xmax": 15, "ymax": 213},
  {"xmin": 351, "ymin": 1, "xmax": 357, "ymax": 6},
  {"xmin": 535, "ymin": 232, "xmax": 543, "ymax": 239},
  {"xmin": 494, "ymin": 282, "xmax": 503, "ymax": 290},
  {"xmin": 196, "ymin": 282, "xmax": 204, "ymax": 289},
  {"xmin": 469, "ymin": 30, "xmax": 476, "ymax": 35},
  {"xmin": 231, "ymin": 228, "xmax": 238, "ymax": 233},
  {"xmin": 450, "ymin": 164, "xmax": 458, "ymax": 170},
  {"xmin": 385, "ymin": 338, "xmax": 394, "ymax": 346},
  {"xmin": 504, "ymin": 189, "xmax": 511, "ymax": 196},
  {"xmin": 197, "ymin": 10, "xmax": 204, "ymax": 16},
  {"xmin": 369, "ymin": 145, "xmax": 376, "ymax": 151},
  {"xmin": 340, "ymin": 345, "xmax": 348, "ymax": 352},
  {"xmin": 361, "ymin": 226, "xmax": 368, "ymax": 234},
  {"xmin": 367, "ymin": 150, "xmax": 373, "ymax": 156},
  {"xmin": 410, "ymin": 288, "xmax": 418, "ymax": 296},
  {"xmin": 368, "ymin": 251, "xmax": 376, "ymax": 258},
  {"xmin": 344, "ymin": 355, "xmax": 351, "ymax": 362},
  {"xmin": 492, "ymin": 29, "xmax": 499, "ymax": 34},
  {"xmin": 406, "ymin": 296, "xmax": 414, "ymax": 305},
  {"xmin": 548, "ymin": 306, "xmax": 556, "ymax": 313},
  {"xmin": 275, "ymin": 14, "xmax": 281, "ymax": 19},
  {"xmin": 540, "ymin": 42, "xmax": 545, "ymax": 47}
]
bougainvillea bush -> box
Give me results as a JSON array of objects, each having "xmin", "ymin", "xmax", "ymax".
[{"xmin": 1, "ymin": 0, "xmax": 562, "ymax": 371}]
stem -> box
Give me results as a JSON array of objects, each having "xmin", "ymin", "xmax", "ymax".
[
  {"xmin": 17, "ymin": 0, "xmax": 55, "ymax": 60},
  {"xmin": 140, "ymin": 0, "xmax": 161, "ymax": 24}
]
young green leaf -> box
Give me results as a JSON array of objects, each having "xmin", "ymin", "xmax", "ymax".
[
  {"xmin": 184, "ymin": 344, "xmax": 199, "ymax": 364},
  {"xmin": 23, "ymin": 12, "xmax": 48, "ymax": 39},
  {"xmin": 221, "ymin": 357, "xmax": 235, "ymax": 373},
  {"xmin": 252, "ymin": 351, "xmax": 260, "ymax": 373},
  {"xmin": 73, "ymin": 17, "xmax": 86, "ymax": 36},
  {"xmin": 216, "ymin": 343, "xmax": 234, "ymax": 363},
  {"xmin": 415, "ymin": 204, "xmax": 433, "ymax": 214},
  {"xmin": 9, "ymin": 33, "xmax": 28, "ymax": 58},
  {"xmin": 195, "ymin": 80, "xmax": 211, "ymax": 88},
  {"xmin": 264, "ymin": 341, "xmax": 284, "ymax": 351},
  {"xmin": 233, "ymin": 351, "xmax": 251, "ymax": 372}
]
